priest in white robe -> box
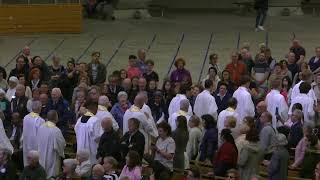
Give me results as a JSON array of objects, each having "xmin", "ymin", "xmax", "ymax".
[
  {"xmin": 74, "ymin": 101, "xmax": 101, "ymax": 164},
  {"xmin": 217, "ymin": 97, "xmax": 239, "ymax": 133},
  {"xmin": 96, "ymin": 95, "xmax": 119, "ymax": 136},
  {"xmin": 0, "ymin": 117, "xmax": 13, "ymax": 154},
  {"xmin": 123, "ymin": 94, "xmax": 158, "ymax": 152},
  {"xmin": 232, "ymin": 76, "xmax": 255, "ymax": 124},
  {"xmin": 265, "ymin": 79, "xmax": 289, "ymax": 129},
  {"xmin": 194, "ymin": 79, "xmax": 218, "ymax": 119},
  {"xmin": 139, "ymin": 91, "xmax": 158, "ymax": 135},
  {"xmin": 168, "ymin": 87, "xmax": 193, "ymax": 117},
  {"xmin": 289, "ymin": 82, "xmax": 315, "ymax": 127},
  {"xmin": 291, "ymin": 70, "xmax": 317, "ymax": 104},
  {"xmin": 22, "ymin": 100, "xmax": 45, "ymax": 166},
  {"xmin": 38, "ymin": 110, "xmax": 66, "ymax": 178},
  {"xmin": 168, "ymin": 99, "xmax": 191, "ymax": 131}
]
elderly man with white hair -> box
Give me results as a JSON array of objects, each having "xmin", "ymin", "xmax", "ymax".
[
  {"xmin": 110, "ymin": 91, "xmax": 131, "ymax": 132},
  {"xmin": 75, "ymin": 149, "xmax": 91, "ymax": 178},
  {"xmin": 47, "ymin": 87, "xmax": 71, "ymax": 134},
  {"xmin": 96, "ymin": 95, "xmax": 119, "ymax": 135},
  {"xmin": 20, "ymin": 150, "xmax": 47, "ymax": 179},
  {"xmin": 168, "ymin": 99, "xmax": 191, "ymax": 131},
  {"xmin": 11, "ymin": 84, "xmax": 29, "ymax": 118},
  {"xmin": 22, "ymin": 100, "xmax": 45, "ymax": 166},
  {"xmin": 38, "ymin": 110, "xmax": 66, "ymax": 178}
]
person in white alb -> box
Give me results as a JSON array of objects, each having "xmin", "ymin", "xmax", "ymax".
[
  {"xmin": 217, "ymin": 97, "xmax": 239, "ymax": 133},
  {"xmin": 74, "ymin": 101, "xmax": 101, "ymax": 164},
  {"xmin": 38, "ymin": 110, "xmax": 66, "ymax": 178},
  {"xmin": 289, "ymin": 82, "xmax": 315, "ymax": 127},
  {"xmin": 291, "ymin": 70, "xmax": 317, "ymax": 104},
  {"xmin": 168, "ymin": 85, "xmax": 193, "ymax": 117},
  {"xmin": 96, "ymin": 95, "xmax": 119, "ymax": 135},
  {"xmin": 123, "ymin": 94, "xmax": 158, "ymax": 152},
  {"xmin": 232, "ymin": 75, "xmax": 255, "ymax": 124},
  {"xmin": 139, "ymin": 91, "xmax": 158, "ymax": 133},
  {"xmin": 168, "ymin": 99, "xmax": 191, "ymax": 131},
  {"xmin": 22, "ymin": 100, "xmax": 45, "ymax": 166},
  {"xmin": 265, "ymin": 79, "xmax": 289, "ymax": 129},
  {"xmin": 194, "ymin": 79, "xmax": 218, "ymax": 119}
]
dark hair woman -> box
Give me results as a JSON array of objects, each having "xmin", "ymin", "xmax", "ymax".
[
  {"xmin": 213, "ymin": 129, "xmax": 238, "ymax": 176},
  {"xmin": 172, "ymin": 116, "xmax": 189, "ymax": 170},
  {"xmin": 199, "ymin": 114, "xmax": 218, "ymax": 163}
]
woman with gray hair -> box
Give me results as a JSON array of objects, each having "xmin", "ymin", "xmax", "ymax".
[
  {"xmin": 75, "ymin": 149, "xmax": 91, "ymax": 178},
  {"xmin": 110, "ymin": 91, "xmax": 131, "ymax": 132},
  {"xmin": 61, "ymin": 159, "xmax": 80, "ymax": 180}
]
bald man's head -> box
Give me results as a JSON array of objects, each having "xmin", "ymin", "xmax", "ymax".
[
  {"xmin": 134, "ymin": 94, "xmax": 145, "ymax": 108},
  {"xmin": 256, "ymin": 101, "xmax": 267, "ymax": 114},
  {"xmin": 98, "ymin": 95, "xmax": 110, "ymax": 107},
  {"xmin": 47, "ymin": 110, "xmax": 58, "ymax": 123}
]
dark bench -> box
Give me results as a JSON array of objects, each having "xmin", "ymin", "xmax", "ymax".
[{"xmin": 302, "ymin": 2, "xmax": 320, "ymax": 16}]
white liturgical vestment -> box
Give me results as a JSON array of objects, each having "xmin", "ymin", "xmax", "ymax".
[
  {"xmin": 22, "ymin": 112, "xmax": 45, "ymax": 166},
  {"xmin": 38, "ymin": 121, "xmax": 66, "ymax": 178}
]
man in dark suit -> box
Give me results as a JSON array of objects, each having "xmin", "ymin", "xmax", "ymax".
[
  {"xmin": 96, "ymin": 117, "xmax": 121, "ymax": 162},
  {"xmin": 5, "ymin": 112, "xmax": 23, "ymax": 170},
  {"xmin": 11, "ymin": 84, "xmax": 28, "ymax": 119},
  {"xmin": 288, "ymin": 109, "xmax": 304, "ymax": 148},
  {"xmin": 214, "ymin": 82, "xmax": 232, "ymax": 114},
  {"xmin": 106, "ymin": 74, "xmax": 124, "ymax": 106},
  {"xmin": 120, "ymin": 118, "xmax": 145, "ymax": 161}
]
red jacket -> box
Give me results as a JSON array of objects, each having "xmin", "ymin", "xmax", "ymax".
[
  {"xmin": 225, "ymin": 62, "xmax": 246, "ymax": 86},
  {"xmin": 213, "ymin": 142, "xmax": 238, "ymax": 167}
]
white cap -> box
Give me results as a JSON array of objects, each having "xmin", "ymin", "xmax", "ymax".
[{"xmin": 8, "ymin": 76, "xmax": 19, "ymax": 84}]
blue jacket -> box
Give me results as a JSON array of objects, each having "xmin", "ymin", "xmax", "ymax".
[
  {"xmin": 199, "ymin": 128, "xmax": 218, "ymax": 162},
  {"xmin": 110, "ymin": 102, "xmax": 131, "ymax": 131},
  {"xmin": 46, "ymin": 98, "xmax": 74, "ymax": 133}
]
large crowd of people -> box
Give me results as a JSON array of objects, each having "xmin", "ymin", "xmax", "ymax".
[{"xmin": 0, "ymin": 40, "xmax": 320, "ymax": 180}]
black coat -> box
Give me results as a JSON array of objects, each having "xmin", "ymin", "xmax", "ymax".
[
  {"xmin": 0, "ymin": 160, "xmax": 17, "ymax": 180},
  {"xmin": 11, "ymin": 95, "xmax": 29, "ymax": 118},
  {"xmin": 96, "ymin": 129, "xmax": 121, "ymax": 161},
  {"xmin": 254, "ymin": 0, "xmax": 268, "ymax": 10},
  {"xmin": 120, "ymin": 130, "xmax": 145, "ymax": 159}
]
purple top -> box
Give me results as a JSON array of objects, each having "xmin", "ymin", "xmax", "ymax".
[
  {"xmin": 119, "ymin": 165, "xmax": 142, "ymax": 180},
  {"xmin": 170, "ymin": 68, "xmax": 192, "ymax": 84},
  {"xmin": 110, "ymin": 102, "xmax": 131, "ymax": 131}
]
